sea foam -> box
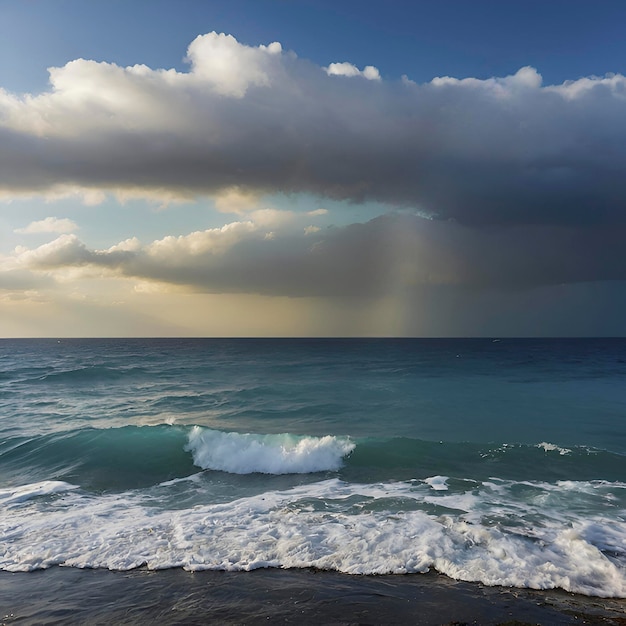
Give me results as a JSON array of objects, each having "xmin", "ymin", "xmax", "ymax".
[
  {"xmin": 537, "ymin": 442, "xmax": 572, "ymax": 455},
  {"xmin": 185, "ymin": 427, "xmax": 355, "ymax": 474},
  {"xmin": 0, "ymin": 480, "xmax": 79, "ymax": 506},
  {"xmin": 1, "ymin": 478, "xmax": 624, "ymax": 597}
]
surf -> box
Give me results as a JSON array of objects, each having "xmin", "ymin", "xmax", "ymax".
[
  {"xmin": 1, "ymin": 476, "xmax": 624, "ymax": 598},
  {"xmin": 185, "ymin": 426, "xmax": 355, "ymax": 474}
]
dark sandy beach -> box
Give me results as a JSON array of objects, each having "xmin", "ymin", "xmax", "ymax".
[{"xmin": 1, "ymin": 567, "xmax": 624, "ymax": 625}]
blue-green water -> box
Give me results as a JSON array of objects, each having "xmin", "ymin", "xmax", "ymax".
[{"xmin": 1, "ymin": 338, "xmax": 625, "ymax": 597}]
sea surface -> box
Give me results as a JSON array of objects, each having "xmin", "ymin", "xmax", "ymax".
[{"xmin": 1, "ymin": 338, "xmax": 626, "ymax": 620}]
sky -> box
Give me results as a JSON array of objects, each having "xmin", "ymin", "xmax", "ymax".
[{"xmin": 1, "ymin": 0, "xmax": 626, "ymax": 337}]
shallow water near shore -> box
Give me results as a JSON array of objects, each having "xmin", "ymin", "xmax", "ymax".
[
  {"xmin": 2, "ymin": 567, "xmax": 626, "ymax": 625},
  {"xmin": 1, "ymin": 338, "xmax": 625, "ymax": 619}
]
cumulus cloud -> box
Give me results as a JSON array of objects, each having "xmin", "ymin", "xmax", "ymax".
[
  {"xmin": 185, "ymin": 33, "xmax": 282, "ymax": 97},
  {"xmin": 325, "ymin": 62, "xmax": 381, "ymax": 80},
  {"xmin": 7, "ymin": 213, "xmax": 626, "ymax": 299},
  {"xmin": 15, "ymin": 217, "xmax": 78, "ymax": 234},
  {"xmin": 1, "ymin": 32, "xmax": 625, "ymax": 231}
]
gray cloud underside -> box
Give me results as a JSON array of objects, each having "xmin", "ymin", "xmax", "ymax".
[
  {"xmin": 18, "ymin": 214, "xmax": 626, "ymax": 297},
  {"xmin": 1, "ymin": 33, "xmax": 626, "ymax": 227}
]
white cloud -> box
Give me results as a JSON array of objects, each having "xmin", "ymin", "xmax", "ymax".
[
  {"xmin": 106, "ymin": 237, "xmax": 142, "ymax": 253},
  {"xmin": 145, "ymin": 220, "xmax": 257, "ymax": 260},
  {"xmin": 430, "ymin": 65, "xmax": 542, "ymax": 93},
  {"xmin": 325, "ymin": 62, "xmax": 381, "ymax": 81},
  {"xmin": 213, "ymin": 186, "xmax": 261, "ymax": 213},
  {"xmin": 186, "ymin": 32, "xmax": 282, "ymax": 97},
  {"xmin": 14, "ymin": 234, "xmax": 89, "ymax": 268},
  {"xmin": 15, "ymin": 217, "xmax": 78, "ymax": 234},
  {"xmin": 547, "ymin": 71, "xmax": 626, "ymax": 99}
]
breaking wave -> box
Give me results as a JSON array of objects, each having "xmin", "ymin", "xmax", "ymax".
[{"xmin": 185, "ymin": 426, "xmax": 355, "ymax": 474}]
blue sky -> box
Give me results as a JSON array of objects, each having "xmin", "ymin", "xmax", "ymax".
[{"xmin": 1, "ymin": 0, "xmax": 626, "ymax": 336}]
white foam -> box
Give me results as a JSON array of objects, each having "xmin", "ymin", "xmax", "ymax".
[
  {"xmin": 0, "ymin": 480, "xmax": 78, "ymax": 506},
  {"xmin": 537, "ymin": 442, "xmax": 572, "ymax": 455},
  {"xmin": 158, "ymin": 472, "xmax": 204, "ymax": 487},
  {"xmin": 1, "ymin": 478, "xmax": 624, "ymax": 598},
  {"xmin": 556, "ymin": 479, "xmax": 626, "ymax": 491},
  {"xmin": 185, "ymin": 427, "xmax": 355, "ymax": 474},
  {"xmin": 424, "ymin": 476, "xmax": 449, "ymax": 491}
]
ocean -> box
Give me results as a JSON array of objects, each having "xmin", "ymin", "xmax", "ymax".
[{"xmin": 1, "ymin": 338, "xmax": 625, "ymax": 623}]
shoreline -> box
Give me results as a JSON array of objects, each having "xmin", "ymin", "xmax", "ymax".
[{"xmin": 1, "ymin": 567, "xmax": 625, "ymax": 625}]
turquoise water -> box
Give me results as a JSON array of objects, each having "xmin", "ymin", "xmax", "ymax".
[{"xmin": 1, "ymin": 338, "xmax": 625, "ymax": 596}]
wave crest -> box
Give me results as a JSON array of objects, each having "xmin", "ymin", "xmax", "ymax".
[{"xmin": 185, "ymin": 427, "xmax": 355, "ymax": 474}]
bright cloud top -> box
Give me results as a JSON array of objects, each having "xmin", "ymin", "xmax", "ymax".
[
  {"xmin": 1, "ymin": 32, "xmax": 626, "ymax": 229},
  {"xmin": 15, "ymin": 217, "xmax": 78, "ymax": 234},
  {"xmin": 325, "ymin": 62, "xmax": 381, "ymax": 80}
]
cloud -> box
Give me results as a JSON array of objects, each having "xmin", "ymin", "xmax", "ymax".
[
  {"xmin": 325, "ymin": 62, "xmax": 381, "ymax": 80},
  {"xmin": 0, "ymin": 268, "xmax": 51, "ymax": 292},
  {"xmin": 186, "ymin": 33, "xmax": 282, "ymax": 97},
  {"xmin": 8, "ymin": 213, "xmax": 626, "ymax": 300},
  {"xmin": 213, "ymin": 186, "xmax": 261, "ymax": 213},
  {"xmin": 2, "ymin": 31, "xmax": 626, "ymax": 317},
  {"xmin": 0, "ymin": 32, "xmax": 625, "ymax": 232},
  {"xmin": 15, "ymin": 217, "xmax": 78, "ymax": 234},
  {"xmin": 13, "ymin": 234, "xmax": 100, "ymax": 268}
]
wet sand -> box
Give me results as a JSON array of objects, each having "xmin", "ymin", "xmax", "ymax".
[{"xmin": 1, "ymin": 567, "xmax": 625, "ymax": 625}]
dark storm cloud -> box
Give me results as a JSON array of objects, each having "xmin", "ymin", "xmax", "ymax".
[{"xmin": 1, "ymin": 33, "xmax": 626, "ymax": 228}]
